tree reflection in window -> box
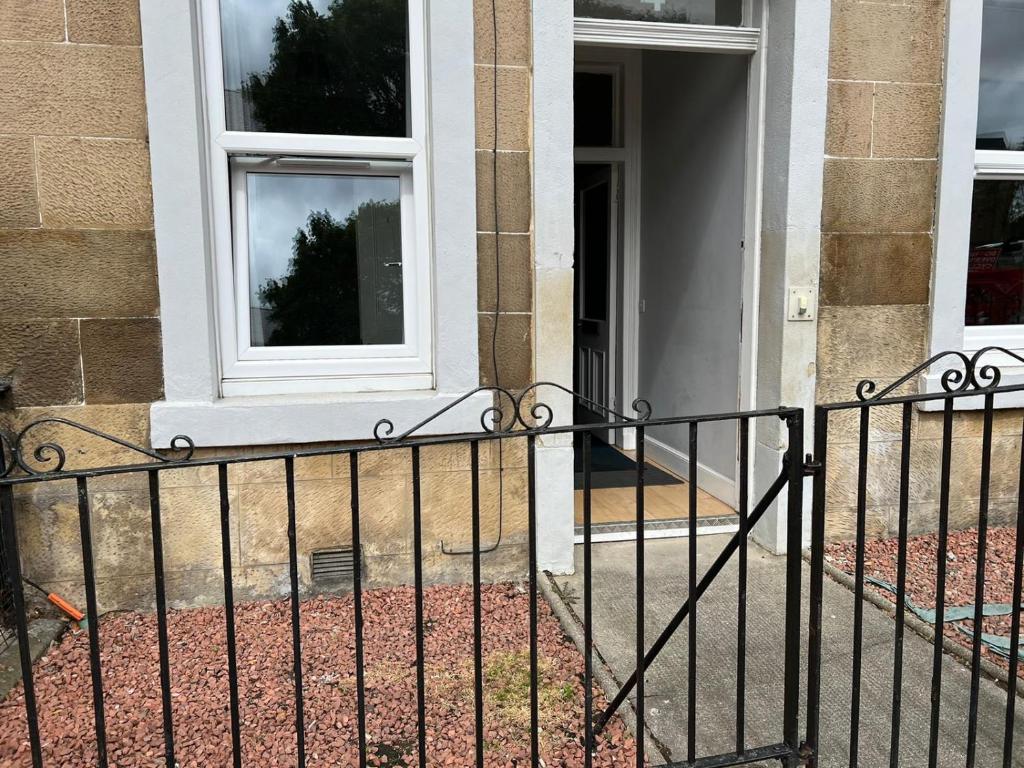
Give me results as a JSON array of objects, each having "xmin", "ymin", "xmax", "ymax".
[
  {"xmin": 255, "ymin": 201, "xmax": 404, "ymax": 347},
  {"xmin": 233, "ymin": 0, "xmax": 408, "ymax": 137}
]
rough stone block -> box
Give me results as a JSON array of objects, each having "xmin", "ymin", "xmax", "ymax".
[
  {"xmin": 477, "ymin": 233, "xmax": 532, "ymax": 313},
  {"xmin": 816, "ymin": 304, "xmax": 929, "ymax": 384},
  {"xmin": 873, "ymin": 83, "xmax": 941, "ymax": 159},
  {"xmin": 0, "ymin": 41, "xmax": 146, "ymax": 137},
  {"xmin": 475, "ymin": 64, "xmax": 531, "ymax": 151},
  {"xmin": 0, "ymin": 229, "xmax": 159, "ymax": 317},
  {"xmin": 820, "ymin": 233, "xmax": 932, "ymax": 306},
  {"xmin": 0, "ymin": 136, "xmax": 39, "ymax": 227},
  {"xmin": 66, "ymin": 0, "xmax": 141, "ymax": 45},
  {"xmin": 476, "ymin": 150, "xmax": 532, "ymax": 234},
  {"xmin": 159, "ymin": 484, "xmax": 240, "ymax": 570},
  {"xmin": 825, "ymin": 81, "xmax": 873, "ymax": 158},
  {"xmin": 237, "ymin": 479, "xmax": 350, "ymax": 567},
  {"xmin": 822, "ymin": 158, "xmax": 937, "ymax": 234},
  {"xmin": 473, "ymin": 0, "xmax": 531, "ymax": 67},
  {"xmin": 0, "ymin": 320, "xmax": 83, "ymax": 407},
  {"xmin": 35, "ymin": 137, "xmax": 153, "ymax": 229},
  {"xmin": 477, "ymin": 312, "xmax": 533, "ymax": 390},
  {"xmin": 829, "ymin": 0, "xmax": 945, "ymax": 84},
  {"xmin": 0, "ymin": 0, "xmax": 64, "ymax": 41},
  {"xmin": 80, "ymin": 318, "xmax": 163, "ymax": 404}
]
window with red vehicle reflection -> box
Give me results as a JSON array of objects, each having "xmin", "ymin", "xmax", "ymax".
[{"xmin": 966, "ymin": 180, "xmax": 1024, "ymax": 326}]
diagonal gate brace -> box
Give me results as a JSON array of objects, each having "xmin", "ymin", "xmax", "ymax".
[{"xmin": 592, "ymin": 466, "xmax": 791, "ymax": 734}]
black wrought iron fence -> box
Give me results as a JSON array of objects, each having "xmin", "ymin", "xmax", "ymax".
[
  {"xmin": 3, "ymin": 350, "xmax": 1023, "ymax": 768},
  {"xmin": 0, "ymin": 433, "xmax": 14, "ymax": 651},
  {"xmin": 0, "ymin": 384, "xmax": 807, "ymax": 768},
  {"xmin": 806, "ymin": 348, "xmax": 1024, "ymax": 768}
]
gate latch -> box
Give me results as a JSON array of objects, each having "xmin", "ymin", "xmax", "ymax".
[{"xmin": 802, "ymin": 453, "xmax": 822, "ymax": 477}]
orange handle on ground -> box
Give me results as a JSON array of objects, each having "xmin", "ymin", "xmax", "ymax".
[
  {"xmin": 22, "ymin": 576, "xmax": 86, "ymax": 623},
  {"xmin": 47, "ymin": 593, "xmax": 85, "ymax": 622}
]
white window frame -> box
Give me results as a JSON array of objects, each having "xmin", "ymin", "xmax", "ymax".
[
  {"xmin": 927, "ymin": 0, "xmax": 1024, "ymax": 407},
  {"xmin": 202, "ymin": 0, "xmax": 432, "ymax": 395},
  {"xmin": 139, "ymin": 0, "xmax": 484, "ymax": 445}
]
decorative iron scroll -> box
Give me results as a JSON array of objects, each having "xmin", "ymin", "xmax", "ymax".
[
  {"xmin": 0, "ymin": 418, "xmax": 194, "ymax": 478},
  {"xmin": 855, "ymin": 346, "xmax": 1024, "ymax": 402},
  {"xmin": 373, "ymin": 381, "xmax": 653, "ymax": 444}
]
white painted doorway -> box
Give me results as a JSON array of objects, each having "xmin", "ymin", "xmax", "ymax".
[{"xmin": 571, "ymin": 10, "xmax": 766, "ymax": 513}]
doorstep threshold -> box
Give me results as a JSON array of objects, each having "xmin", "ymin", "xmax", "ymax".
[{"xmin": 573, "ymin": 514, "xmax": 740, "ymax": 544}]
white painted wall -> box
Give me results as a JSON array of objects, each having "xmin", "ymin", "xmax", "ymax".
[
  {"xmin": 638, "ymin": 50, "xmax": 748, "ymax": 503},
  {"xmin": 532, "ymin": 0, "xmax": 576, "ymax": 574},
  {"xmin": 752, "ymin": 0, "xmax": 830, "ymax": 552}
]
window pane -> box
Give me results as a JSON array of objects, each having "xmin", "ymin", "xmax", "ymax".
[
  {"xmin": 220, "ymin": 0, "xmax": 409, "ymax": 137},
  {"xmin": 574, "ymin": 0, "xmax": 742, "ymax": 25},
  {"xmin": 574, "ymin": 72, "xmax": 616, "ymax": 147},
  {"xmin": 966, "ymin": 180, "xmax": 1024, "ymax": 326},
  {"xmin": 246, "ymin": 173, "xmax": 405, "ymax": 347},
  {"xmin": 977, "ymin": 0, "xmax": 1024, "ymax": 151}
]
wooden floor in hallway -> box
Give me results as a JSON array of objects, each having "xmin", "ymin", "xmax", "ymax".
[{"xmin": 574, "ymin": 453, "xmax": 736, "ymax": 526}]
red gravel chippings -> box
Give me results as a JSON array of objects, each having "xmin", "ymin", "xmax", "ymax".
[
  {"xmin": 825, "ymin": 526, "xmax": 1023, "ymax": 679},
  {"xmin": 0, "ymin": 584, "xmax": 641, "ymax": 767}
]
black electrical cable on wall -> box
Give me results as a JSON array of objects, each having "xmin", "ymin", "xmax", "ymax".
[{"xmin": 442, "ymin": 0, "xmax": 506, "ymax": 555}]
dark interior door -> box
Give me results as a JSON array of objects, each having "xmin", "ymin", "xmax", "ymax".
[{"xmin": 573, "ymin": 164, "xmax": 613, "ymax": 431}]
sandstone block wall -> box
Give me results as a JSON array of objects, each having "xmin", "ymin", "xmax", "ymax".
[
  {"xmin": 1, "ymin": 0, "xmax": 538, "ymax": 609},
  {"xmin": 817, "ymin": 0, "xmax": 1024, "ymax": 541}
]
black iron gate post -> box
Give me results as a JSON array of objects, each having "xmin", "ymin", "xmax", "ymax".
[
  {"xmin": 0, "ymin": 438, "xmax": 43, "ymax": 765},
  {"xmin": 804, "ymin": 406, "xmax": 827, "ymax": 768},
  {"xmin": 783, "ymin": 411, "xmax": 805, "ymax": 767}
]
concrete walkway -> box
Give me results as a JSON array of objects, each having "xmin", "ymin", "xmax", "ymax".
[{"xmin": 548, "ymin": 535, "xmax": 1023, "ymax": 767}]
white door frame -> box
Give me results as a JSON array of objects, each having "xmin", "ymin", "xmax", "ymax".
[
  {"xmin": 539, "ymin": 0, "xmax": 831, "ymax": 555},
  {"xmin": 571, "ymin": 7, "xmax": 768, "ymax": 501}
]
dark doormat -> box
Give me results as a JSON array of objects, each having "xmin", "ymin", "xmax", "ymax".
[{"xmin": 573, "ymin": 435, "xmax": 682, "ymax": 490}]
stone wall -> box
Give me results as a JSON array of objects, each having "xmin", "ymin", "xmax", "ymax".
[
  {"xmin": 817, "ymin": 0, "xmax": 1024, "ymax": 540},
  {"xmin": 0, "ymin": 0, "xmax": 163, "ymax": 413},
  {"xmin": 1, "ymin": 0, "xmax": 537, "ymax": 610},
  {"xmin": 474, "ymin": 0, "xmax": 534, "ymax": 390}
]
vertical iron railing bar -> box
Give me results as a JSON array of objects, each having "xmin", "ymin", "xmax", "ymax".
[
  {"xmin": 928, "ymin": 399, "xmax": 955, "ymax": 768},
  {"xmin": 76, "ymin": 477, "xmax": 108, "ymax": 767},
  {"xmin": 217, "ymin": 463, "xmax": 242, "ymax": 768},
  {"xmin": 349, "ymin": 453, "xmax": 367, "ymax": 768},
  {"xmin": 0, "ymin": 481, "xmax": 43, "ymax": 767},
  {"xmin": 284, "ymin": 458, "xmax": 306, "ymax": 767},
  {"xmin": 735, "ymin": 417, "xmax": 749, "ymax": 756},
  {"xmin": 583, "ymin": 431, "xmax": 594, "ymax": 768},
  {"xmin": 77, "ymin": 479, "xmax": 114, "ymax": 762},
  {"xmin": 805, "ymin": 407, "xmax": 828, "ymax": 768},
  {"xmin": 411, "ymin": 446, "xmax": 428, "ymax": 768},
  {"xmin": 635, "ymin": 425, "xmax": 646, "ymax": 768},
  {"xmin": 782, "ymin": 412, "xmax": 804, "ymax": 768},
  {"xmin": 595, "ymin": 466, "xmax": 790, "ymax": 733},
  {"xmin": 471, "ymin": 441, "xmax": 485, "ymax": 768},
  {"xmin": 688, "ymin": 422, "xmax": 699, "ymax": 764},
  {"xmin": 148, "ymin": 470, "xmax": 176, "ymax": 767},
  {"xmin": 527, "ymin": 435, "xmax": 540, "ymax": 768},
  {"xmin": 888, "ymin": 403, "xmax": 912, "ymax": 768},
  {"xmin": 966, "ymin": 392, "xmax": 994, "ymax": 766},
  {"xmin": 848, "ymin": 407, "xmax": 869, "ymax": 768},
  {"xmin": 1004, "ymin": 416, "xmax": 1024, "ymax": 768}
]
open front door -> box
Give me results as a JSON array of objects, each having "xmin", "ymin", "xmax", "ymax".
[{"xmin": 573, "ymin": 164, "xmax": 615, "ymax": 433}]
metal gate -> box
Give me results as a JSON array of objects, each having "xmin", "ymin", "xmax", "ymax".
[
  {"xmin": 805, "ymin": 348, "xmax": 1024, "ymax": 768},
  {"xmin": 0, "ymin": 353, "xmax": 1022, "ymax": 767}
]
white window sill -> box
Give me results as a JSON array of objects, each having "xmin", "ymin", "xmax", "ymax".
[{"xmin": 150, "ymin": 390, "xmax": 495, "ymax": 448}]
